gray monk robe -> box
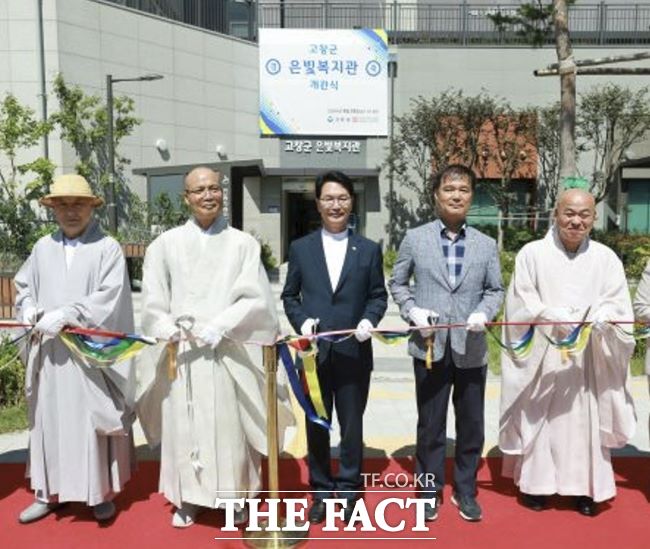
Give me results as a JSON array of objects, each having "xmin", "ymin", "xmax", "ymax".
[
  {"xmin": 499, "ymin": 229, "xmax": 636, "ymax": 502},
  {"xmin": 14, "ymin": 220, "xmax": 135, "ymax": 505},
  {"xmin": 137, "ymin": 216, "xmax": 294, "ymax": 509}
]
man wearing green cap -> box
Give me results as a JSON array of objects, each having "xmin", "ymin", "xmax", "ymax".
[
  {"xmin": 499, "ymin": 188, "xmax": 636, "ymax": 517},
  {"xmin": 14, "ymin": 174, "xmax": 135, "ymax": 523}
]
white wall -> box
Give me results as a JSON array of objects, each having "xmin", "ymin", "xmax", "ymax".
[
  {"xmin": 0, "ymin": 0, "xmax": 61, "ymax": 175},
  {"xmin": 2, "ymin": 0, "xmax": 650, "ymax": 243},
  {"xmin": 0, "ymin": 0, "xmax": 260, "ymax": 199},
  {"xmin": 54, "ymin": 0, "xmax": 261, "ymax": 198}
]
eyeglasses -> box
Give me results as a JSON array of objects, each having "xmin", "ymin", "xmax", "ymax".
[
  {"xmin": 319, "ymin": 195, "xmax": 352, "ymax": 207},
  {"xmin": 186, "ymin": 185, "xmax": 222, "ymax": 197}
]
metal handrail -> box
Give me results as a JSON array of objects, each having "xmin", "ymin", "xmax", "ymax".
[{"xmin": 101, "ymin": 1, "xmax": 650, "ymax": 45}]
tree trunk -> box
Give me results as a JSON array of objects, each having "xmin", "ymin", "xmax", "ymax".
[
  {"xmin": 497, "ymin": 209, "xmax": 504, "ymax": 252},
  {"xmin": 554, "ymin": 0, "xmax": 577, "ymax": 180}
]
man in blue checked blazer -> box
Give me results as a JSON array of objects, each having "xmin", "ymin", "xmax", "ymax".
[
  {"xmin": 282, "ymin": 170, "xmax": 387, "ymax": 525},
  {"xmin": 389, "ymin": 164, "xmax": 504, "ymax": 523}
]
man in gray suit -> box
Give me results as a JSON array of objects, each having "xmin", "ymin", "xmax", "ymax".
[{"xmin": 389, "ymin": 164, "xmax": 503, "ymax": 522}]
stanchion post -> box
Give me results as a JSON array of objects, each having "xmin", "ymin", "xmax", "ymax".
[
  {"xmin": 243, "ymin": 345, "xmax": 308, "ymax": 548},
  {"xmin": 264, "ymin": 344, "xmax": 280, "ymax": 499}
]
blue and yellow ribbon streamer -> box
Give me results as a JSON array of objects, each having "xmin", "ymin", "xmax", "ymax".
[
  {"xmin": 60, "ymin": 332, "xmax": 154, "ymax": 367},
  {"xmin": 277, "ymin": 342, "xmax": 331, "ymax": 430},
  {"xmin": 488, "ymin": 325, "xmax": 535, "ymax": 359}
]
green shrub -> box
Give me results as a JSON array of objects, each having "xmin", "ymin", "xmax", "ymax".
[
  {"xmin": 249, "ymin": 231, "xmax": 278, "ymax": 272},
  {"xmin": 506, "ymin": 227, "xmax": 540, "ymax": 250},
  {"xmin": 261, "ymin": 241, "xmax": 278, "ymax": 272},
  {"xmin": 500, "ymin": 250, "xmax": 516, "ymax": 291},
  {"xmin": 592, "ymin": 231, "xmax": 650, "ymax": 280},
  {"xmin": 469, "ymin": 225, "xmax": 650, "ymax": 281},
  {"xmin": 149, "ymin": 191, "xmax": 189, "ymax": 234},
  {"xmin": 0, "ymin": 337, "xmax": 25, "ymax": 407},
  {"xmin": 383, "ymin": 248, "xmax": 398, "ymax": 274},
  {"xmin": 27, "ymin": 222, "xmax": 58, "ymax": 250},
  {"xmin": 472, "ymin": 223, "xmax": 544, "ymax": 253}
]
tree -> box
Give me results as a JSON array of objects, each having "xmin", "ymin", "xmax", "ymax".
[
  {"xmin": 0, "ymin": 76, "xmax": 148, "ymax": 262},
  {"xmin": 49, "ymin": 74, "xmax": 141, "ymax": 232},
  {"xmin": 487, "ymin": 0, "xmax": 557, "ymax": 46},
  {"xmin": 488, "ymin": 1, "xmax": 578, "ymax": 180},
  {"xmin": 536, "ymin": 102, "xmax": 562, "ymax": 211},
  {"xmin": 0, "ymin": 94, "xmax": 55, "ymax": 261},
  {"xmin": 386, "ymin": 89, "xmax": 495, "ymax": 246},
  {"xmin": 578, "ymin": 84, "xmax": 650, "ymax": 204},
  {"xmin": 476, "ymin": 108, "xmax": 538, "ymax": 248},
  {"xmin": 553, "ymin": 0, "xmax": 578, "ymax": 180},
  {"xmin": 386, "ymin": 90, "xmax": 537, "ymax": 249},
  {"xmin": 149, "ymin": 191, "xmax": 189, "ymax": 234}
]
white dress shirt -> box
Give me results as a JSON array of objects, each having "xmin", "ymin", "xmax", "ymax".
[{"xmin": 321, "ymin": 227, "xmax": 348, "ymax": 292}]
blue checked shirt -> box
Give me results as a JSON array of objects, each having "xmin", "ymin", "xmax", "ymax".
[{"xmin": 435, "ymin": 219, "xmax": 467, "ymax": 285}]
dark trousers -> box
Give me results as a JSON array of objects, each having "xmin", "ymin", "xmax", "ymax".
[
  {"xmin": 305, "ymin": 349, "xmax": 371, "ymax": 502},
  {"xmin": 413, "ymin": 344, "xmax": 487, "ymax": 498}
]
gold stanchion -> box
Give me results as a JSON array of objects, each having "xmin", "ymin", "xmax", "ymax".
[
  {"xmin": 243, "ymin": 345, "xmax": 309, "ymax": 548},
  {"xmin": 166, "ymin": 341, "xmax": 178, "ymax": 380}
]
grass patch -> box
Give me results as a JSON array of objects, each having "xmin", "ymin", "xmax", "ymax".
[
  {"xmin": 0, "ymin": 401, "xmax": 28, "ymax": 434},
  {"xmin": 487, "ymin": 336, "xmax": 502, "ymax": 376},
  {"xmin": 631, "ymin": 354, "xmax": 645, "ymax": 377}
]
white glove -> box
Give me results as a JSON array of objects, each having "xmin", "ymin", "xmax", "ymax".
[
  {"xmin": 591, "ymin": 309, "xmax": 611, "ymax": 333},
  {"xmin": 541, "ymin": 307, "xmax": 574, "ymax": 324},
  {"xmin": 355, "ymin": 319, "xmax": 373, "ymax": 342},
  {"xmin": 409, "ymin": 307, "xmax": 438, "ymax": 338},
  {"xmin": 22, "ymin": 306, "xmax": 43, "ymax": 325},
  {"xmin": 300, "ymin": 318, "xmax": 320, "ymax": 337},
  {"xmin": 541, "ymin": 307, "xmax": 575, "ymax": 338},
  {"xmin": 199, "ymin": 326, "xmax": 224, "ymax": 349},
  {"xmin": 168, "ymin": 330, "xmax": 181, "ymax": 343},
  {"xmin": 466, "ymin": 312, "xmax": 488, "ymax": 332},
  {"xmin": 34, "ymin": 309, "xmax": 70, "ymax": 337}
]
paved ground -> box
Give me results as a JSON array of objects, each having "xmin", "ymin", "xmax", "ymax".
[{"xmin": 2, "ymin": 285, "xmax": 649, "ymax": 463}]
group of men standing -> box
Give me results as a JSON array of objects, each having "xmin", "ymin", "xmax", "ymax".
[{"xmin": 12, "ymin": 164, "xmax": 644, "ymax": 528}]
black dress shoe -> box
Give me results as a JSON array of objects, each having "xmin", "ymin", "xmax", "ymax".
[
  {"xmin": 424, "ymin": 501, "xmax": 438, "ymax": 521},
  {"xmin": 521, "ymin": 493, "xmax": 547, "ymax": 511},
  {"xmin": 308, "ymin": 501, "xmax": 326, "ymax": 524},
  {"xmin": 576, "ymin": 496, "xmax": 597, "ymax": 516}
]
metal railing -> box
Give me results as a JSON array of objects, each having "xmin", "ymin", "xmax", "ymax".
[
  {"xmin": 102, "ymin": 1, "xmax": 650, "ymax": 45},
  {"xmin": 258, "ymin": 2, "xmax": 650, "ymax": 45}
]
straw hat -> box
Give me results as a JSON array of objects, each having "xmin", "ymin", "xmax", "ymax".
[{"xmin": 40, "ymin": 174, "xmax": 104, "ymax": 207}]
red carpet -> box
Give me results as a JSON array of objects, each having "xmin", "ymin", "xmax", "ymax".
[{"xmin": 1, "ymin": 457, "xmax": 649, "ymax": 548}]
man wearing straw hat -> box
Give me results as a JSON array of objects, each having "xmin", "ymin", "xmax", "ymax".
[
  {"xmin": 500, "ymin": 185, "xmax": 636, "ymax": 516},
  {"xmin": 14, "ymin": 174, "xmax": 136, "ymax": 523},
  {"xmin": 138, "ymin": 166, "xmax": 293, "ymax": 528}
]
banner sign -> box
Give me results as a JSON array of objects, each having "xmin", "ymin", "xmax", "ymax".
[
  {"xmin": 280, "ymin": 138, "xmax": 367, "ymax": 169},
  {"xmin": 259, "ymin": 28, "xmax": 388, "ymax": 137}
]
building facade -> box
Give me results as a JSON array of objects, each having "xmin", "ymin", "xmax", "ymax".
[{"xmin": 2, "ymin": 0, "xmax": 650, "ymax": 263}]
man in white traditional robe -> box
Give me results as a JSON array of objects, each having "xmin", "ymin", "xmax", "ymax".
[
  {"xmin": 632, "ymin": 259, "xmax": 650, "ymax": 439},
  {"xmin": 499, "ymin": 188, "xmax": 636, "ymax": 516},
  {"xmin": 138, "ymin": 166, "xmax": 293, "ymax": 528},
  {"xmin": 14, "ymin": 174, "xmax": 135, "ymax": 523}
]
